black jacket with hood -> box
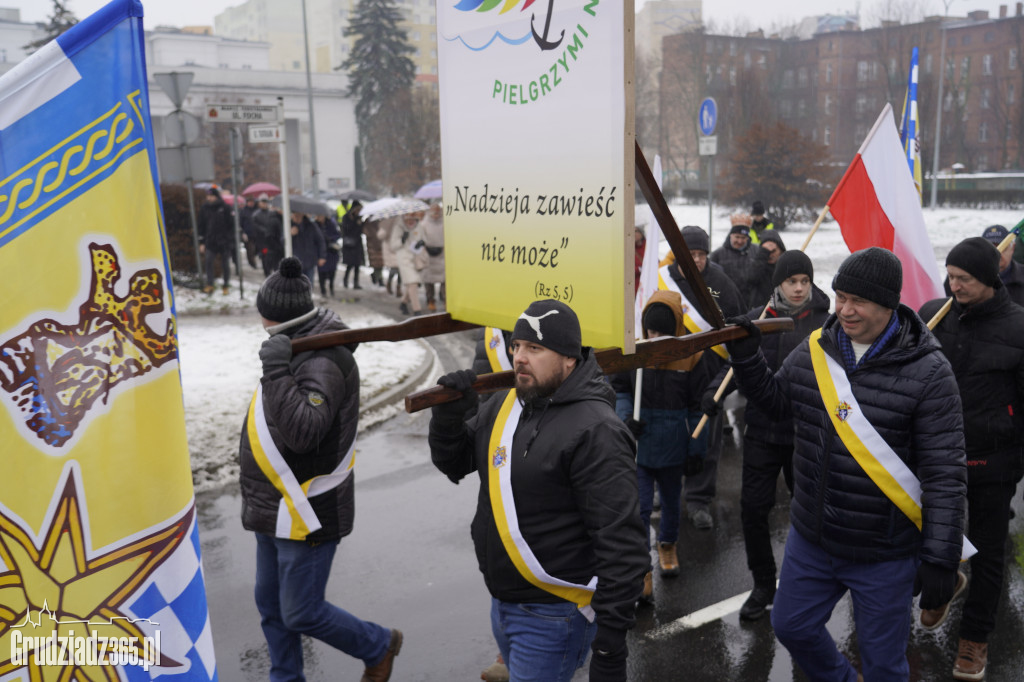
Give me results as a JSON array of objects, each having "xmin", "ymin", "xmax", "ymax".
[{"xmin": 428, "ymin": 350, "xmax": 648, "ymax": 635}]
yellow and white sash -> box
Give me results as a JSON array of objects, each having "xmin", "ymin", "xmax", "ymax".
[
  {"xmin": 488, "ymin": 391, "xmax": 598, "ymax": 620},
  {"xmin": 484, "ymin": 327, "xmax": 513, "ymax": 373},
  {"xmin": 246, "ymin": 384, "xmax": 356, "ymax": 540},
  {"xmin": 658, "ymin": 264, "xmax": 729, "ymax": 359},
  {"xmin": 809, "ymin": 329, "xmax": 976, "ymax": 560}
]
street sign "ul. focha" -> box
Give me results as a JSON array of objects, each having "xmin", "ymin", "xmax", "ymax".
[{"xmin": 206, "ymin": 104, "xmax": 280, "ymax": 123}]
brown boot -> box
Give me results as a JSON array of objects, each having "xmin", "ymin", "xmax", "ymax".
[
  {"xmin": 638, "ymin": 570, "xmax": 654, "ymax": 605},
  {"xmin": 361, "ymin": 629, "xmax": 402, "ymax": 682},
  {"xmin": 952, "ymin": 638, "xmax": 987, "ymax": 681},
  {"xmin": 920, "ymin": 570, "xmax": 967, "ymax": 629},
  {"xmin": 657, "ymin": 542, "xmax": 679, "ymax": 577},
  {"xmin": 202, "ymin": 285, "xmax": 214, "ymax": 294}
]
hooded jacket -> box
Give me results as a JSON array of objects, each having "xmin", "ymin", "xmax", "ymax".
[
  {"xmin": 731, "ymin": 305, "xmax": 967, "ymax": 568},
  {"xmin": 428, "ymin": 350, "xmax": 648, "ymax": 633},
  {"xmin": 710, "ymin": 234, "xmax": 755, "ymax": 298},
  {"xmin": 666, "ymin": 259, "xmax": 746, "ymax": 320},
  {"xmin": 239, "ymin": 308, "xmax": 359, "ymax": 543},
  {"xmin": 745, "ymin": 232, "xmax": 787, "ymax": 308}
]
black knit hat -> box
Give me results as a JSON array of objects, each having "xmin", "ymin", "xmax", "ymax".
[
  {"xmin": 257, "ymin": 257, "xmax": 314, "ymax": 322},
  {"xmin": 511, "ymin": 300, "xmax": 583, "ymax": 360},
  {"xmin": 832, "ymin": 247, "xmax": 902, "ymax": 310},
  {"xmin": 947, "ymin": 237, "xmax": 1002, "ymax": 289},
  {"xmin": 772, "ymin": 250, "xmax": 814, "ymax": 288},
  {"xmin": 680, "ymin": 225, "xmax": 709, "ymax": 254},
  {"xmin": 752, "ymin": 200, "xmax": 765, "ymax": 216},
  {"xmin": 729, "ymin": 223, "xmax": 751, "ymax": 237},
  {"xmin": 643, "ymin": 303, "xmax": 677, "ymax": 337}
]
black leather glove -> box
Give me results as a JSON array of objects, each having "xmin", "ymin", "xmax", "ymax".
[
  {"xmin": 414, "ymin": 239, "xmax": 426, "ymax": 249},
  {"xmin": 724, "ymin": 315, "xmax": 761, "ymax": 360},
  {"xmin": 914, "ymin": 561, "xmax": 959, "ymax": 610},
  {"xmin": 624, "ymin": 417, "xmax": 645, "ymax": 439},
  {"xmin": 259, "ymin": 334, "xmax": 292, "ymax": 375},
  {"xmin": 684, "ymin": 454, "xmax": 705, "ymax": 476},
  {"xmin": 589, "ymin": 627, "xmax": 627, "ymax": 682},
  {"xmin": 700, "ymin": 389, "xmax": 721, "ymax": 417},
  {"xmin": 431, "ymin": 369, "xmax": 478, "ymax": 423}
]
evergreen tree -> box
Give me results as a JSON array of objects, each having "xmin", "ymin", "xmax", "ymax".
[
  {"xmin": 24, "ymin": 0, "xmax": 78, "ymax": 54},
  {"xmin": 340, "ymin": 0, "xmax": 416, "ymax": 144}
]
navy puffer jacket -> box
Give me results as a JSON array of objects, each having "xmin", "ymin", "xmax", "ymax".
[{"xmin": 731, "ymin": 305, "xmax": 967, "ymax": 568}]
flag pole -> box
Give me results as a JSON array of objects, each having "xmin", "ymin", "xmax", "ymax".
[{"xmin": 691, "ymin": 203, "xmax": 832, "ymax": 438}]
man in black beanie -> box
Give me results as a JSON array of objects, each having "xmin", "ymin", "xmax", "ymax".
[
  {"xmin": 919, "ymin": 237, "xmax": 1024, "ymax": 680},
  {"xmin": 239, "ymin": 256, "xmax": 403, "ymax": 682},
  {"xmin": 727, "ymin": 246, "xmax": 967, "ymax": 680},
  {"xmin": 428, "ymin": 299, "xmax": 648, "ymax": 682}
]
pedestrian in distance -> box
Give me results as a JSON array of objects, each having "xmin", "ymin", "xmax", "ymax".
[
  {"xmin": 711, "ymin": 214, "xmax": 757, "ymax": 302},
  {"xmin": 428, "ymin": 299, "xmax": 648, "ymax": 682},
  {"xmin": 919, "ymin": 237, "xmax": 1024, "ymax": 681},
  {"xmin": 611, "ymin": 290, "xmax": 715, "ymax": 603},
  {"xmin": 659, "ymin": 225, "xmax": 742, "ymax": 530},
  {"xmin": 391, "ymin": 212, "xmax": 425, "ymax": 316},
  {"xmin": 197, "ymin": 187, "xmax": 235, "ymax": 294},
  {"xmin": 315, "ymin": 213, "xmax": 342, "ymax": 297},
  {"xmin": 363, "ymin": 217, "xmax": 386, "ymax": 287},
  {"xmin": 749, "ymin": 200, "xmax": 775, "ymax": 245},
  {"xmin": 703, "ymin": 250, "xmax": 830, "ymax": 621},
  {"xmin": 239, "ymin": 257, "xmax": 402, "ymax": 682},
  {"xmin": 240, "ymin": 195, "xmax": 260, "ymax": 269},
  {"xmin": 252, "ymin": 193, "xmax": 285, "ymax": 276},
  {"xmin": 728, "ymin": 247, "xmax": 967, "ymax": 681},
  {"xmin": 745, "ymin": 230, "xmax": 786, "ymax": 309},
  {"xmin": 981, "ymin": 224, "xmax": 1024, "ymax": 307},
  {"xmin": 419, "ymin": 200, "xmax": 446, "ymax": 311},
  {"xmin": 290, "ymin": 212, "xmax": 326, "ymax": 285},
  {"xmin": 376, "ymin": 217, "xmax": 402, "ymax": 298},
  {"xmin": 340, "ymin": 201, "xmax": 365, "ymax": 289}
]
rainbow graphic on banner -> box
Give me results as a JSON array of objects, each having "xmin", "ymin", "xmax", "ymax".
[{"xmin": 0, "ymin": 1, "xmax": 217, "ymax": 680}]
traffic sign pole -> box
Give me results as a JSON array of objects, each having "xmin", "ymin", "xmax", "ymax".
[
  {"xmin": 698, "ymin": 97, "xmax": 718, "ymax": 243},
  {"xmin": 229, "ymin": 127, "xmax": 244, "ymax": 298},
  {"xmin": 278, "ymin": 97, "xmax": 292, "ymax": 259}
]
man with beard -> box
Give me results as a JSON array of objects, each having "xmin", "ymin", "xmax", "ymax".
[{"xmin": 428, "ymin": 300, "xmax": 648, "ymax": 682}]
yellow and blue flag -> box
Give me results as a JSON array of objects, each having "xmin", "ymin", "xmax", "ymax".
[
  {"xmin": 0, "ymin": 1, "xmax": 217, "ymax": 680},
  {"xmin": 899, "ymin": 47, "xmax": 923, "ymax": 204}
]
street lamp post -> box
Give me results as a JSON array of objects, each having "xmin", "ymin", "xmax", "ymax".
[
  {"xmin": 301, "ymin": 0, "xmax": 321, "ymax": 200},
  {"xmin": 930, "ymin": 0, "xmax": 957, "ymax": 208}
]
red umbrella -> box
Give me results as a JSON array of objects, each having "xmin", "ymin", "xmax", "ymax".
[{"xmin": 241, "ymin": 182, "xmax": 281, "ymax": 197}]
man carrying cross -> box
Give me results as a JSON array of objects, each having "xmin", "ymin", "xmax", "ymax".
[
  {"xmin": 428, "ymin": 299, "xmax": 648, "ymax": 682},
  {"xmin": 728, "ymin": 247, "xmax": 968, "ymax": 681}
]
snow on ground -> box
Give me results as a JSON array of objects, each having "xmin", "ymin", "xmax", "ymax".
[{"xmin": 177, "ymin": 307, "xmax": 428, "ymax": 493}]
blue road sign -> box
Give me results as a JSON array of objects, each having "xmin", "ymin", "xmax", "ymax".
[{"xmin": 698, "ymin": 98, "xmax": 717, "ymax": 136}]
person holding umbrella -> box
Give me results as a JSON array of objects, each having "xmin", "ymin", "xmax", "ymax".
[{"xmin": 340, "ymin": 201, "xmax": 366, "ymax": 290}]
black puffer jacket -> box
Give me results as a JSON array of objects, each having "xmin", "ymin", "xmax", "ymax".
[
  {"xmin": 731, "ymin": 305, "xmax": 967, "ymax": 568},
  {"xmin": 198, "ymin": 197, "xmax": 235, "ymax": 252},
  {"xmin": 920, "ymin": 287, "xmax": 1024, "ymax": 482},
  {"xmin": 239, "ymin": 309, "xmax": 359, "ymax": 543},
  {"xmin": 710, "ymin": 236, "xmax": 754, "ymax": 299},
  {"xmin": 666, "ymin": 260, "xmax": 746, "ymax": 320},
  {"xmin": 428, "ymin": 350, "xmax": 648, "ymax": 633}
]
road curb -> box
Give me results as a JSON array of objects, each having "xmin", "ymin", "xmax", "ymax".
[{"xmin": 360, "ymin": 337, "xmax": 437, "ymax": 416}]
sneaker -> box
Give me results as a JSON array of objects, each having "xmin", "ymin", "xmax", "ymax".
[
  {"xmin": 690, "ymin": 506, "xmax": 713, "ymax": 530},
  {"xmin": 920, "ymin": 570, "xmax": 968, "ymax": 630},
  {"xmin": 739, "ymin": 583, "xmax": 776, "ymax": 621},
  {"xmin": 952, "ymin": 638, "xmax": 987, "ymax": 681},
  {"xmin": 481, "ymin": 655, "xmax": 509, "ymax": 682},
  {"xmin": 657, "ymin": 542, "xmax": 679, "ymax": 577},
  {"xmin": 638, "ymin": 570, "xmax": 654, "ymax": 605},
  {"xmin": 361, "ymin": 629, "xmax": 403, "ymax": 682}
]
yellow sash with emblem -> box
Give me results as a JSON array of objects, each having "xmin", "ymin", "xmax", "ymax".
[
  {"xmin": 246, "ymin": 384, "xmax": 356, "ymax": 540},
  {"xmin": 809, "ymin": 329, "xmax": 976, "ymax": 559},
  {"xmin": 488, "ymin": 391, "xmax": 598, "ymax": 620},
  {"xmin": 658, "ymin": 264, "xmax": 729, "ymax": 359},
  {"xmin": 484, "ymin": 327, "xmax": 513, "ymax": 373}
]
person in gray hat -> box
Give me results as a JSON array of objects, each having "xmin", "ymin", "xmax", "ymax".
[
  {"xmin": 238, "ymin": 257, "xmax": 403, "ymax": 682},
  {"xmin": 727, "ymin": 247, "xmax": 967, "ymax": 681},
  {"xmin": 919, "ymin": 237, "xmax": 1024, "ymax": 680},
  {"xmin": 981, "ymin": 224, "xmax": 1024, "ymax": 307},
  {"xmin": 428, "ymin": 300, "xmax": 648, "ymax": 682}
]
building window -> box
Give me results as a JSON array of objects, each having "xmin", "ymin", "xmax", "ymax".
[
  {"xmin": 729, "ymin": 41, "xmax": 737, "ymax": 56},
  {"xmin": 413, "ymin": 31, "xmax": 420, "ymax": 41},
  {"xmin": 798, "ymin": 67, "xmax": 808, "ymax": 87},
  {"xmin": 798, "ymin": 99, "xmax": 807, "ymax": 116},
  {"xmin": 983, "ymin": 54, "xmax": 992, "ymax": 75},
  {"xmin": 857, "ymin": 60, "xmax": 869, "ymax": 82},
  {"xmin": 780, "ymin": 100, "xmax": 792, "ymax": 117},
  {"xmin": 979, "ymin": 122, "xmax": 989, "ymax": 142},
  {"xmin": 944, "ymin": 92, "xmax": 953, "ymax": 111},
  {"xmin": 757, "ymin": 54, "xmax": 767, "ymax": 69},
  {"xmin": 0, "ymin": 49, "xmax": 6, "ymax": 63},
  {"xmin": 744, "ymin": 52, "xmax": 751, "ymax": 68},
  {"xmin": 824, "ymin": 93, "xmax": 832, "ymax": 114},
  {"xmin": 783, "ymin": 69, "xmax": 794, "ymax": 88},
  {"xmin": 889, "ymin": 57, "xmax": 897, "ymax": 76},
  {"xmin": 1011, "ymin": 48, "xmax": 1019, "ymax": 70},
  {"xmin": 729, "ymin": 67, "xmax": 736, "ymax": 86},
  {"xmin": 961, "ymin": 56, "xmax": 970, "ymax": 78},
  {"xmin": 978, "ymin": 154, "xmax": 988, "ymax": 170},
  {"xmin": 1010, "ymin": 83, "xmax": 1017, "ymax": 103},
  {"xmin": 293, "ymin": 60, "xmax": 300, "ymax": 68},
  {"xmin": 826, "ymin": 63, "xmax": 833, "ymax": 83},
  {"xmin": 856, "ymin": 93, "xmax": 867, "ymax": 114},
  {"xmin": 946, "ymin": 58, "xmax": 954, "ymax": 79},
  {"xmin": 925, "ymin": 54, "xmax": 933, "ymax": 74},
  {"xmin": 824, "ymin": 126, "xmax": 831, "ymax": 145},
  {"xmin": 982, "ymin": 88, "xmax": 991, "ymax": 108},
  {"xmin": 962, "ymin": 34, "xmax": 971, "ymax": 46},
  {"xmin": 985, "ymin": 30, "xmax": 995, "ymax": 43},
  {"xmin": 855, "ymin": 124, "xmax": 867, "ymax": 141}
]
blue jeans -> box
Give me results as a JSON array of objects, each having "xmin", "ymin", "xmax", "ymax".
[
  {"xmin": 490, "ymin": 599, "xmax": 596, "ymax": 682},
  {"xmin": 254, "ymin": 533, "xmax": 391, "ymax": 682},
  {"xmin": 637, "ymin": 463, "xmax": 685, "ymax": 548},
  {"xmin": 771, "ymin": 528, "xmax": 918, "ymax": 682}
]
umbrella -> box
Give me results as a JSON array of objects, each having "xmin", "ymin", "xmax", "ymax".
[
  {"xmin": 414, "ymin": 179, "xmax": 443, "ymax": 201},
  {"xmin": 242, "ymin": 181, "xmax": 281, "ymax": 197},
  {"xmin": 361, "ymin": 197, "xmax": 428, "ymax": 222},
  {"xmin": 272, "ymin": 194, "xmax": 331, "ymax": 217},
  {"xmin": 334, "ymin": 189, "xmax": 377, "ymax": 202}
]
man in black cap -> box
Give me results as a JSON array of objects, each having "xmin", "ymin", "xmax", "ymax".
[
  {"xmin": 728, "ymin": 247, "xmax": 967, "ymax": 681},
  {"xmin": 661, "ymin": 225, "xmax": 743, "ymax": 529},
  {"xmin": 711, "ymin": 214, "xmax": 757, "ymax": 301},
  {"xmin": 919, "ymin": 237, "xmax": 1024, "ymax": 680},
  {"xmin": 238, "ymin": 257, "xmax": 403, "ymax": 682},
  {"xmin": 428, "ymin": 300, "xmax": 648, "ymax": 682},
  {"xmin": 981, "ymin": 224, "xmax": 1024, "ymax": 307},
  {"xmin": 749, "ymin": 200, "xmax": 775, "ymax": 245},
  {"xmin": 197, "ymin": 187, "xmax": 236, "ymax": 294}
]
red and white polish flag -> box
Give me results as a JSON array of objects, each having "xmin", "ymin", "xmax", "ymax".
[{"xmin": 827, "ymin": 103, "xmax": 943, "ymax": 311}]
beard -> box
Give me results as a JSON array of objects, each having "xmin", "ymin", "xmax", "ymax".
[{"xmin": 514, "ymin": 369, "xmax": 564, "ymax": 404}]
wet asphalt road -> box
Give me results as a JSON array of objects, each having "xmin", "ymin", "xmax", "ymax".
[{"xmin": 193, "ymin": 290, "xmax": 1024, "ymax": 681}]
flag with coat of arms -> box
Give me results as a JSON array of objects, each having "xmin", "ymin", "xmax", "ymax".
[
  {"xmin": 899, "ymin": 47, "xmax": 923, "ymax": 203},
  {"xmin": 0, "ymin": 1, "xmax": 217, "ymax": 680}
]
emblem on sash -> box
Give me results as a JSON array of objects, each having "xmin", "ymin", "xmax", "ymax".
[
  {"xmin": 489, "ymin": 335, "xmax": 500, "ymax": 350},
  {"xmin": 492, "ymin": 446, "xmax": 507, "ymax": 468},
  {"xmin": 835, "ymin": 401, "xmax": 852, "ymax": 422}
]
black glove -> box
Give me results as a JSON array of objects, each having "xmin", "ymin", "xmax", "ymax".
[
  {"xmin": 259, "ymin": 334, "xmax": 292, "ymax": 374},
  {"xmin": 724, "ymin": 315, "xmax": 762, "ymax": 360},
  {"xmin": 624, "ymin": 417, "xmax": 645, "ymax": 439},
  {"xmin": 914, "ymin": 561, "xmax": 959, "ymax": 610},
  {"xmin": 414, "ymin": 239, "xmax": 426, "ymax": 249},
  {"xmin": 431, "ymin": 369, "xmax": 478, "ymax": 423},
  {"xmin": 589, "ymin": 627, "xmax": 627, "ymax": 682},
  {"xmin": 684, "ymin": 454, "xmax": 705, "ymax": 476},
  {"xmin": 700, "ymin": 389, "xmax": 721, "ymax": 417}
]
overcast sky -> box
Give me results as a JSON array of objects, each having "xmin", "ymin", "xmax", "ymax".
[{"xmin": 12, "ymin": 0, "xmax": 1017, "ymax": 32}]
